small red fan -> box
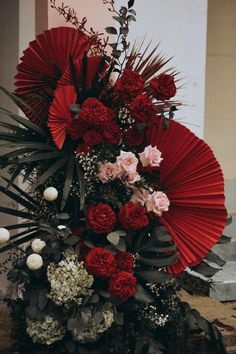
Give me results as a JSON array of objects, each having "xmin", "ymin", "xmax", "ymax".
[
  {"xmin": 15, "ymin": 27, "xmax": 91, "ymax": 124},
  {"xmin": 146, "ymin": 119, "xmax": 227, "ymax": 275},
  {"xmin": 48, "ymin": 85, "xmax": 77, "ymax": 149},
  {"xmin": 59, "ymin": 55, "xmax": 105, "ymax": 91}
]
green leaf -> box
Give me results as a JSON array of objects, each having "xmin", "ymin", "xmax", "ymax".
[
  {"xmin": 192, "ymin": 261, "xmax": 220, "ymax": 278},
  {"xmin": 217, "ymin": 234, "xmax": 231, "ymax": 244},
  {"xmin": 128, "ymin": 0, "xmax": 135, "ymax": 8},
  {"xmin": 70, "ymin": 103, "xmax": 81, "ymax": 112},
  {"xmin": 127, "ymin": 14, "xmax": 136, "ymax": 21},
  {"xmin": 61, "ymin": 156, "xmax": 74, "ymax": 210},
  {"xmin": 120, "ymin": 27, "xmax": 129, "ymax": 36},
  {"xmin": 205, "ymin": 250, "xmax": 225, "ymax": 267},
  {"xmin": 0, "ymin": 206, "xmax": 33, "ymax": 219},
  {"xmin": 105, "ymin": 26, "xmax": 118, "ymax": 35},
  {"xmin": 140, "ymin": 253, "xmax": 178, "ymax": 267},
  {"xmin": 112, "ymin": 16, "xmax": 124, "ymax": 25},
  {"xmin": 107, "ymin": 232, "xmax": 120, "ymax": 245},
  {"xmin": 32, "ymin": 156, "xmax": 69, "ymax": 190},
  {"xmin": 135, "ymin": 283, "xmax": 154, "ymax": 303},
  {"xmin": 0, "ymin": 107, "xmax": 48, "ymax": 138},
  {"xmin": 0, "ymin": 121, "xmax": 28, "ymax": 134},
  {"xmin": 0, "ymin": 141, "xmax": 55, "ymax": 150},
  {"xmin": 2, "ymin": 222, "xmax": 37, "ymax": 230},
  {"xmin": 0, "ymin": 185, "xmax": 37, "ymax": 211},
  {"xmin": 2, "ymin": 177, "xmax": 38, "ymax": 206},
  {"xmin": 115, "ymin": 238, "xmax": 126, "ymax": 252},
  {"xmin": 19, "ymin": 151, "xmax": 64, "ymax": 164},
  {"xmin": 38, "ymin": 289, "xmax": 48, "ymax": 310},
  {"xmin": 75, "ymin": 160, "xmax": 85, "ymax": 211},
  {"xmin": 129, "ymin": 9, "xmax": 136, "ymax": 15},
  {"xmin": 136, "ymin": 270, "xmax": 171, "ymax": 284},
  {"xmin": 67, "ymin": 318, "xmax": 80, "ymax": 330},
  {"xmin": 0, "ymin": 86, "xmax": 44, "ymax": 123}
]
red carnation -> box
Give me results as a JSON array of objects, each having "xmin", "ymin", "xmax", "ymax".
[
  {"xmin": 87, "ymin": 203, "xmax": 116, "ymax": 234},
  {"xmin": 83, "ymin": 130, "xmax": 103, "ymax": 146},
  {"xmin": 130, "ymin": 94, "xmax": 156, "ymax": 123},
  {"xmin": 115, "ymin": 69, "xmax": 144, "ymax": 101},
  {"xmin": 118, "ymin": 202, "xmax": 149, "ymax": 231},
  {"xmin": 123, "ymin": 126, "xmax": 145, "ymax": 148},
  {"xmin": 76, "ymin": 142, "xmax": 91, "ymax": 155},
  {"xmin": 115, "ymin": 251, "xmax": 134, "ymax": 273},
  {"xmin": 66, "ymin": 119, "xmax": 81, "ymax": 140},
  {"xmin": 79, "ymin": 98, "xmax": 111, "ymax": 126},
  {"xmin": 85, "ymin": 247, "xmax": 117, "ymax": 279},
  {"xmin": 109, "ymin": 271, "xmax": 137, "ymax": 301},
  {"xmin": 102, "ymin": 121, "xmax": 122, "ymax": 145},
  {"xmin": 150, "ymin": 73, "xmax": 176, "ymax": 101}
]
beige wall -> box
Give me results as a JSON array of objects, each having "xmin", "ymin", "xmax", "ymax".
[{"xmin": 205, "ymin": 0, "xmax": 236, "ymax": 181}]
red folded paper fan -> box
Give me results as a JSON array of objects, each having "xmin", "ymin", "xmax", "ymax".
[
  {"xmin": 59, "ymin": 55, "xmax": 105, "ymax": 91},
  {"xmin": 48, "ymin": 85, "xmax": 77, "ymax": 149},
  {"xmin": 15, "ymin": 27, "xmax": 91, "ymax": 124},
  {"xmin": 146, "ymin": 119, "xmax": 227, "ymax": 275}
]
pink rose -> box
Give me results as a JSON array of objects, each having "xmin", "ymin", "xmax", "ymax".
[
  {"xmin": 127, "ymin": 171, "xmax": 141, "ymax": 184},
  {"xmin": 97, "ymin": 162, "xmax": 119, "ymax": 183},
  {"xmin": 145, "ymin": 191, "xmax": 170, "ymax": 216},
  {"xmin": 139, "ymin": 145, "xmax": 163, "ymax": 168},
  {"xmin": 116, "ymin": 151, "xmax": 139, "ymax": 174}
]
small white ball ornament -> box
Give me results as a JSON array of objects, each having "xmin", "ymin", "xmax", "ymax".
[
  {"xmin": 26, "ymin": 253, "xmax": 43, "ymax": 270},
  {"xmin": 31, "ymin": 238, "xmax": 46, "ymax": 253},
  {"xmin": 0, "ymin": 228, "xmax": 10, "ymax": 244},
  {"xmin": 43, "ymin": 187, "xmax": 58, "ymax": 202}
]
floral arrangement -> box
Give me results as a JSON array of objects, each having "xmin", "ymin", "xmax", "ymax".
[{"xmin": 0, "ymin": 1, "xmax": 230, "ymax": 353}]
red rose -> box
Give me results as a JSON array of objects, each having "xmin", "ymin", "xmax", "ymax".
[
  {"xmin": 115, "ymin": 251, "xmax": 134, "ymax": 273},
  {"xmin": 108, "ymin": 271, "xmax": 137, "ymax": 301},
  {"xmin": 130, "ymin": 94, "xmax": 156, "ymax": 123},
  {"xmin": 118, "ymin": 202, "xmax": 149, "ymax": 231},
  {"xmin": 123, "ymin": 126, "xmax": 144, "ymax": 148},
  {"xmin": 115, "ymin": 69, "xmax": 144, "ymax": 100},
  {"xmin": 87, "ymin": 203, "xmax": 116, "ymax": 234},
  {"xmin": 85, "ymin": 247, "xmax": 117, "ymax": 279},
  {"xmin": 79, "ymin": 98, "xmax": 111, "ymax": 126},
  {"xmin": 83, "ymin": 129, "xmax": 103, "ymax": 146},
  {"xmin": 150, "ymin": 73, "xmax": 176, "ymax": 101},
  {"xmin": 102, "ymin": 121, "xmax": 122, "ymax": 145}
]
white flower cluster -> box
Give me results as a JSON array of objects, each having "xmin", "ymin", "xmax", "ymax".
[
  {"xmin": 72, "ymin": 303, "xmax": 114, "ymax": 343},
  {"xmin": 26, "ymin": 315, "xmax": 65, "ymax": 345},
  {"xmin": 47, "ymin": 254, "xmax": 94, "ymax": 307}
]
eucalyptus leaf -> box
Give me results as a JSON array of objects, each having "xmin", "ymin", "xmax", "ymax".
[
  {"xmin": 115, "ymin": 237, "xmax": 126, "ymax": 252},
  {"xmin": 135, "ymin": 283, "xmax": 154, "ymax": 303},
  {"xmin": 140, "ymin": 253, "xmax": 178, "ymax": 267},
  {"xmin": 67, "ymin": 318, "xmax": 80, "ymax": 330},
  {"xmin": 107, "ymin": 232, "xmax": 120, "ymax": 245}
]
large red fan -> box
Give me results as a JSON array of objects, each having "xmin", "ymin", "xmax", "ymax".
[
  {"xmin": 146, "ymin": 119, "xmax": 227, "ymax": 275},
  {"xmin": 15, "ymin": 27, "xmax": 91, "ymax": 124},
  {"xmin": 48, "ymin": 85, "xmax": 77, "ymax": 149}
]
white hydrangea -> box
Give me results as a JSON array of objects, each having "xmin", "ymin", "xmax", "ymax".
[
  {"xmin": 47, "ymin": 254, "xmax": 94, "ymax": 307},
  {"xmin": 26, "ymin": 315, "xmax": 66, "ymax": 345},
  {"xmin": 71, "ymin": 303, "xmax": 114, "ymax": 343}
]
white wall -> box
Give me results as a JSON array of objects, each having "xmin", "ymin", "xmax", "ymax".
[{"xmin": 117, "ymin": 0, "xmax": 208, "ymax": 138}]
